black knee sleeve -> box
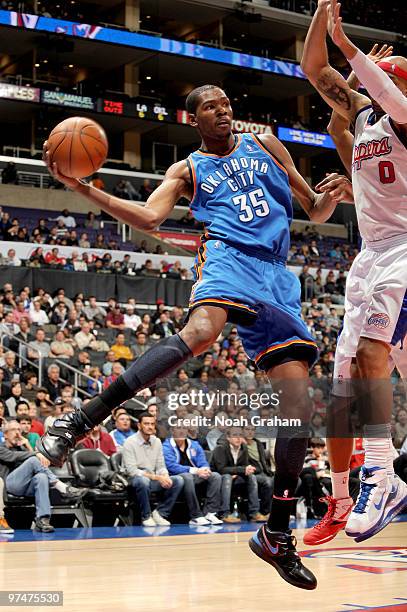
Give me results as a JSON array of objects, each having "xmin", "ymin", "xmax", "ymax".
[
  {"xmin": 274, "ymin": 426, "xmax": 310, "ymax": 497},
  {"xmin": 85, "ymin": 377, "xmax": 132, "ymax": 424},
  {"xmin": 122, "ymin": 333, "xmax": 192, "ymax": 390}
]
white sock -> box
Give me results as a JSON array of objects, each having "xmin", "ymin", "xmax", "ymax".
[
  {"xmin": 52, "ymin": 480, "xmax": 67, "ymax": 494},
  {"xmin": 363, "ymin": 424, "xmax": 392, "ymax": 480},
  {"xmin": 331, "ymin": 470, "xmax": 350, "ymax": 500}
]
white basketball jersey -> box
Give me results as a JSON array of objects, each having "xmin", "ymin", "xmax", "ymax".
[{"xmin": 352, "ymin": 106, "xmax": 407, "ymax": 247}]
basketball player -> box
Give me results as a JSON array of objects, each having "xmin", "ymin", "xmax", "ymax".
[
  {"xmin": 301, "ymin": 0, "xmax": 407, "ymax": 543},
  {"xmin": 40, "ymin": 85, "xmax": 340, "ymax": 589}
]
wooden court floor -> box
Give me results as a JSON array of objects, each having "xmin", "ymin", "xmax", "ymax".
[{"xmin": 1, "ymin": 522, "xmax": 406, "ymax": 612}]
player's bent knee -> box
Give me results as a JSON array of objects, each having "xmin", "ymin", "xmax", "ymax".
[{"xmin": 356, "ymin": 338, "xmax": 390, "ymax": 375}]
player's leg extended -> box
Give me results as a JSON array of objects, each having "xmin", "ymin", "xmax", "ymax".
[
  {"xmin": 249, "ymin": 360, "xmax": 317, "ymax": 590},
  {"xmin": 37, "ymin": 305, "xmax": 228, "ymax": 466},
  {"xmin": 346, "ymin": 336, "xmax": 407, "ymax": 541},
  {"xmin": 304, "ymin": 356, "xmax": 357, "ymax": 545}
]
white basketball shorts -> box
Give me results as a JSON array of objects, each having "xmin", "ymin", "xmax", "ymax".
[{"xmin": 333, "ymin": 241, "xmax": 407, "ymax": 397}]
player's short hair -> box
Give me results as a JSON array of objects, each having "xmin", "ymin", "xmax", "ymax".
[{"xmin": 185, "ymin": 84, "xmax": 220, "ymax": 114}]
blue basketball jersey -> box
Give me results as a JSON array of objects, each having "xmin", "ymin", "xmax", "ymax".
[{"xmin": 188, "ymin": 133, "xmax": 293, "ymax": 259}]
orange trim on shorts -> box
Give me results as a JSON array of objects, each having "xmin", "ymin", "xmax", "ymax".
[
  {"xmin": 197, "ymin": 241, "xmax": 207, "ymax": 281},
  {"xmin": 189, "ymin": 298, "xmax": 257, "ymax": 314},
  {"xmin": 251, "ymin": 134, "xmax": 288, "ymax": 176},
  {"xmin": 196, "ymin": 134, "xmax": 242, "ymax": 158},
  {"xmin": 255, "ymin": 339, "xmax": 318, "ymax": 363}
]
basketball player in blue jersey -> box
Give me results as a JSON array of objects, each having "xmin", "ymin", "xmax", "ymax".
[{"xmin": 40, "ymin": 85, "xmax": 339, "ymax": 590}]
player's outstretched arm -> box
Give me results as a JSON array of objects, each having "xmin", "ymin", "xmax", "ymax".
[
  {"xmin": 260, "ymin": 135, "xmax": 339, "ymax": 223},
  {"xmin": 328, "ymin": 0, "xmax": 407, "ymax": 125},
  {"xmin": 327, "ymin": 44, "xmax": 393, "ymax": 175},
  {"xmin": 43, "ymin": 142, "xmax": 191, "ymax": 231},
  {"xmin": 301, "ymin": 0, "xmax": 369, "ymax": 122}
]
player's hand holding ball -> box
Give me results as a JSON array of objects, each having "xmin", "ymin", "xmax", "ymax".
[{"xmin": 43, "ymin": 117, "xmax": 108, "ymax": 190}]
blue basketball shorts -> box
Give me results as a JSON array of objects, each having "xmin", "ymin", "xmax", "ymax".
[{"xmin": 189, "ymin": 239, "xmax": 318, "ymax": 370}]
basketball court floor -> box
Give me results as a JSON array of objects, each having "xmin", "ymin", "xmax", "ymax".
[{"xmin": 1, "ymin": 517, "xmax": 406, "ymax": 612}]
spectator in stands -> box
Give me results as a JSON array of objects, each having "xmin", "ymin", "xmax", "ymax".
[
  {"xmin": 27, "ymin": 403, "xmax": 45, "ymax": 436},
  {"xmin": 44, "ymin": 364, "xmax": 62, "ymax": 401},
  {"xmin": 17, "ymin": 414, "xmax": 40, "ymax": 450},
  {"xmin": 299, "ymin": 264, "xmax": 314, "ymax": 300},
  {"xmin": 54, "ymin": 289, "xmax": 74, "ymax": 311},
  {"xmin": 49, "ymin": 330, "xmax": 75, "ymax": 359},
  {"xmin": 56, "ymin": 209, "xmax": 76, "ymax": 228},
  {"xmin": 153, "ymin": 312, "xmax": 175, "ymax": 338},
  {"xmin": 211, "ymin": 427, "xmax": 264, "ymax": 522},
  {"xmin": 131, "ymin": 331, "xmax": 149, "ymax": 359},
  {"xmin": 4, "ymin": 248, "xmax": 21, "ymax": 267},
  {"xmin": 61, "ymin": 308, "xmax": 81, "ymax": 334},
  {"xmin": 106, "ymin": 304, "xmax": 125, "ymax": 330},
  {"xmin": 1, "ymin": 162, "xmax": 18, "ymax": 184},
  {"xmin": 310, "ymin": 364, "xmax": 330, "ymax": 397},
  {"xmin": 234, "ymin": 361, "xmax": 255, "ymax": 390},
  {"xmin": 56, "ymin": 384, "xmax": 81, "ymax": 411},
  {"xmin": 1, "ymin": 419, "xmax": 86, "ymax": 532},
  {"xmin": 163, "ymin": 424, "xmax": 223, "ymax": 525},
  {"xmin": 101, "ymin": 350, "xmax": 116, "ymax": 376},
  {"xmin": 0, "ymin": 211, "xmax": 11, "ymax": 238},
  {"xmin": 34, "ymin": 219, "xmax": 50, "ymax": 239},
  {"xmin": 139, "ymin": 179, "xmax": 154, "ymax": 201},
  {"xmin": 326, "ymin": 307, "xmax": 341, "ymax": 331},
  {"xmin": 83, "ymin": 296, "xmax": 106, "ymax": 326},
  {"xmin": 5, "ymin": 218, "xmax": 19, "ymax": 240},
  {"xmin": 335, "ymin": 271, "xmax": 347, "ymax": 295},
  {"xmin": 113, "ymin": 179, "xmax": 131, "ymax": 200},
  {"xmin": 5, "ymin": 382, "xmax": 28, "ymax": 417},
  {"xmin": 44, "ymin": 247, "xmax": 65, "ymax": 267},
  {"xmin": 21, "ymin": 372, "xmax": 39, "ymax": 403},
  {"xmin": 324, "ymin": 271, "xmax": 336, "ymax": 294},
  {"xmin": 94, "ymin": 233, "xmax": 108, "ymax": 249},
  {"xmin": 110, "ymin": 412, "xmax": 135, "ymax": 450},
  {"xmin": 0, "ymin": 311, "xmax": 20, "ymax": 343},
  {"xmin": 121, "ymin": 255, "xmax": 134, "ymax": 275},
  {"xmin": 78, "ymin": 232, "xmax": 90, "ymax": 249},
  {"xmin": 74, "ymin": 321, "xmax": 109, "ymax": 352},
  {"xmin": 50, "ymin": 301, "xmax": 68, "ymax": 326},
  {"xmin": 110, "ymin": 333, "xmax": 133, "ymax": 364},
  {"xmin": 310, "ymin": 412, "xmax": 326, "ymax": 439},
  {"xmin": 86, "ymin": 367, "xmax": 104, "ymax": 397},
  {"xmin": 1, "ymin": 351, "xmax": 20, "ymax": 384},
  {"xmin": 11, "ymin": 300, "xmax": 29, "ymax": 325},
  {"xmin": 27, "ymin": 328, "xmax": 51, "ymax": 361},
  {"xmin": 124, "ymin": 305, "xmax": 141, "ymax": 331},
  {"xmin": 78, "ymin": 424, "xmax": 116, "ymax": 456},
  {"xmin": 29, "ymin": 299, "xmax": 49, "ymax": 326},
  {"xmin": 84, "ymin": 211, "xmax": 100, "ymax": 231},
  {"xmin": 138, "ymin": 259, "xmax": 160, "ymax": 278},
  {"xmin": 123, "ymin": 412, "xmax": 183, "ymax": 526},
  {"xmin": 169, "ymin": 306, "xmax": 184, "ymax": 332}
]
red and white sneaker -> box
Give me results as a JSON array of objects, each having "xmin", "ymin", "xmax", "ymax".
[{"xmin": 303, "ymin": 496, "xmax": 353, "ymax": 546}]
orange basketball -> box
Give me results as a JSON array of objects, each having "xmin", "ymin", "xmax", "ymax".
[{"xmin": 47, "ymin": 117, "xmax": 108, "ymax": 178}]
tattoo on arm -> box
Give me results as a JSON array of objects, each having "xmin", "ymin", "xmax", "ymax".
[{"xmin": 316, "ymin": 74, "xmax": 352, "ymax": 110}]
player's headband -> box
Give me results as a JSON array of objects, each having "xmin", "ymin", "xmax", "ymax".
[{"xmin": 377, "ymin": 61, "xmax": 407, "ymax": 82}]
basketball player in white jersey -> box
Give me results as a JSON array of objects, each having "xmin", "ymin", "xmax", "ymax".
[{"xmin": 301, "ymin": 0, "xmax": 407, "ymax": 543}]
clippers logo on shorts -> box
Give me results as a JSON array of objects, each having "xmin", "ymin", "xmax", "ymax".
[
  {"xmin": 353, "ymin": 136, "xmax": 392, "ymax": 171},
  {"xmin": 368, "ymin": 312, "xmax": 390, "ymax": 329}
]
